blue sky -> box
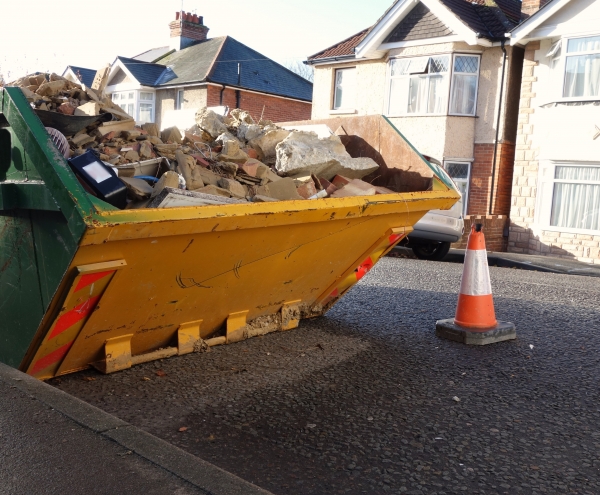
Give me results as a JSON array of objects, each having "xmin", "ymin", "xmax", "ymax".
[{"xmin": 0, "ymin": 0, "xmax": 393, "ymax": 81}]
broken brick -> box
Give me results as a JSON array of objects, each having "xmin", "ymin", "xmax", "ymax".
[
  {"xmin": 56, "ymin": 102, "xmax": 76, "ymax": 115},
  {"xmin": 331, "ymin": 175, "xmax": 352, "ymax": 189},
  {"xmin": 296, "ymin": 179, "xmax": 318, "ymax": 199}
]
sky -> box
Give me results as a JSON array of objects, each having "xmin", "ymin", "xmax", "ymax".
[{"xmin": 0, "ymin": 0, "xmax": 394, "ymax": 82}]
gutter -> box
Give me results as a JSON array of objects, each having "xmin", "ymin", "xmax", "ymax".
[
  {"xmin": 489, "ymin": 39, "xmax": 508, "ymax": 215},
  {"xmin": 305, "ymin": 55, "xmax": 356, "ymax": 66}
]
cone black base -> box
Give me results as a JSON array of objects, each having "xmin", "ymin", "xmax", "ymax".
[{"xmin": 436, "ymin": 319, "xmax": 516, "ymax": 345}]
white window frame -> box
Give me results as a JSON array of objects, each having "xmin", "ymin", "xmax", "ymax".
[
  {"xmin": 444, "ymin": 161, "xmax": 471, "ymax": 215},
  {"xmin": 448, "ymin": 54, "xmax": 480, "ymax": 116},
  {"xmin": 110, "ymin": 90, "xmax": 155, "ymax": 124},
  {"xmin": 138, "ymin": 91, "xmax": 155, "ymax": 124},
  {"xmin": 175, "ymin": 89, "xmax": 185, "ymax": 110},
  {"xmin": 555, "ymin": 34, "xmax": 600, "ymax": 102},
  {"xmin": 536, "ymin": 161, "xmax": 600, "ymax": 235},
  {"xmin": 386, "ymin": 53, "xmax": 480, "ymax": 117},
  {"xmin": 332, "ymin": 67, "xmax": 357, "ymax": 112}
]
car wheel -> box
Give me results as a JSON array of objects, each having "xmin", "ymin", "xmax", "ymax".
[{"xmin": 412, "ymin": 241, "xmax": 451, "ymax": 261}]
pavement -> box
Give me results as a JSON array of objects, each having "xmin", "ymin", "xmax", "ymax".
[
  {"xmin": 46, "ymin": 255, "xmax": 600, "ymax": 495},
  {"xmin": 390, "ymin": 246, "xmax": 600, "ymax": 277},
  {"xmin": 0, "ymin": 362, "xmax": 273, "ymax": 495}
]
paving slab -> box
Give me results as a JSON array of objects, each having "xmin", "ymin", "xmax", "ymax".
[{"xmin": 0, "ymin": 362, "xmax": 273, "ymax": 495}]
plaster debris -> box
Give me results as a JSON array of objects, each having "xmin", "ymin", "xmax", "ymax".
[{"xmin": 8, "ymin": 72, "xmax": 404, "ymax": 209}]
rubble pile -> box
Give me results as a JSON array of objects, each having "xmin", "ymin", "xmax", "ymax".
[
  {"xmin": 10, "ymin": 74, "xmax": 395, "ymax": 209},
  {"xmin": 8, "ymin": 72, "xmax": 133, "ymax": 131}
]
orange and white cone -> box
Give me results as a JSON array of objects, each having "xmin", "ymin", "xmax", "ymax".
[{"xmin": 436, "ymin": 224, "xmax": 515, "ymax": 345}]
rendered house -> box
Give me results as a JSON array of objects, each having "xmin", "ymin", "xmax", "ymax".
[
  {"xmin": 307, "ymin": 0, "xmax": 525, "ymax": 249},
  {"xmin": 507, "ymin": 0, "xmax": 600, "ymax": 262},
  {"xmin": 101, "ymin": 12, "xmax": 312, "ymax": 128}
]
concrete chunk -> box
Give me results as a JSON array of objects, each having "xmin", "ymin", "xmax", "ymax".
[
  {"xmin": 121, "ymin": 177, "xmax": 154, "ymax": 200},
  {"xmin": 195, "ymin": 107, "xmax": 228, "ymax": 138},
  {"xmin": 176, "ymin": 150, "xmax": 204, "ymax": 190},
  {"xmin": 330, "ymin": 179, "xmax": 377, "ymax": 198},
  {"xmin": 275, "ymin": 132, "xmax": 379, "ymax": 181},
  {"xmin": 161, "ymin": 126, "xmax": 182, "ymax": 144},
  {"xmin": 256, "ymin": 177, "xmax": 303, "ymax": 201},
  {"xmin": 217, "ymin": 135, "xmax": 248, "ymax": 164},
  {"xmin": 74, "ymin": 102, "xmax": 100, "ymax": 117},
  {"xmin": 151, "ymin": 171, "xmax": 181, "ymax": 198},
  {"xmin": 248, "ymin": 128, "xmax": 291, "ymax": 163},
  {"xmin": 217, "ymin": 178, "xmax": 247, "ymax": 199},
  {"xmin": 36, "ymin": 80, "xmax": 67, "ymax": 97}
]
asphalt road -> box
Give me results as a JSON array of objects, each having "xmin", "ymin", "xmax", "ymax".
[{"xmin": 53, "ymin": 257, "xmax": 600, "ymax": 495}]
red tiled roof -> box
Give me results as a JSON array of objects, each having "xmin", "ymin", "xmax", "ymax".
[
  {"xmin": 307, "ymin": 28, "xmax": 370, "ymax": 61},
  {"xmin": 308, "ymin": 0, "xmax": 522, "ymax": 63}
]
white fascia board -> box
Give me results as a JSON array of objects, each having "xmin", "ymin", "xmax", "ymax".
[
  {"xmin": 62, "ymin": 67, "xmax": 75, "ymax": 79},
  {"xmin": 509, "ymin": 0, "xmax": 573, "ymax": 45},
  {"xmin": 309, "ymin": 57, "xmax": 367, "ymax": 67},
  {"xmin": 355, "ymin": 0, "xmax": 420, "ymax": 59},
  {"xmin": 106, "ymin": 59, "xmax": 139, "ymax": 87}
]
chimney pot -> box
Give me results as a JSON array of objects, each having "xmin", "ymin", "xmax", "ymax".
[
  {"xmin": 175, "ymin": 11, "xmax": 180, "ymax": 20},
  {"xmin": 192, "ymin": 14, "xmax": 198, "ymax": 23},
  {"xmin": 198, "ymin": 16, "xmax": 203, "ymax": 24}
]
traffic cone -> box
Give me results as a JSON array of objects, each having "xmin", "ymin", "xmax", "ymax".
[{"xmin": 436, "ymin": 224, "xmax": 516, "ymax": 345}]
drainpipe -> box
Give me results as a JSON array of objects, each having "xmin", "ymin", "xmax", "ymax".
[
  {"xmin": 219, "ymin": 84, "xmax": 225, "ymax": 105},
  {"xmin": 236, "ymin": 63, "xmax": 241, "ymax": 109},
  {"xmin": 489, "ymin": 39, "xmax": 507, "ymax": 215}
]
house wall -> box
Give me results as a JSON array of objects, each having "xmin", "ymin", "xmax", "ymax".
[
  {"xmin": 311, "ymin": 41, "xmax": 522, "ymax": 234},
  {"xmin": 155, "ymin": 86, "xmax": 208, "ymax": 129},
  {"xmin": 508, "ymin": 35, "xmax": 600, "ymax": 263},
  {"xmin": 206, "ymin": 86, "xmax": 311, "ymax": 123}
]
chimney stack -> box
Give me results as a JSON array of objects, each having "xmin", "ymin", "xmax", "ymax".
[
  {"xmin": 521, "ymin": 0, "xmax": 551, "ymax": 19},
  {"xmin": 169, "ymin": 11, "xmax": 209, "ymax": 51}
]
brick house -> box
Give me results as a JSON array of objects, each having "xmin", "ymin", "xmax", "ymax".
[
  {"xmin": 99, "ymin": 12, "xmax": 312, "ymax": 128},
  {"xmin": 306, "ymin": 0, "xmax": 525, "ymax": 250},
  {"xmin": 506, "ymin": 0, "xmax": 600, "ymax": 263}
]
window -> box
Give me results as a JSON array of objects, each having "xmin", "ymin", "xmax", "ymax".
[
  {"xmin": 450, "ymin": 55, "xmax": 479, "ymax": 115},
  {"xmin": 389, "ymin": 56, "xmax": 449, "ymax": 115},
  {"xmin": 176, "ymin": 90, "xmax": 185, "ymax": 110},
  {"xmin": 445, "ymin": 162, "xmax": 471, "ymax": 215},
  {"xmin": 333, "ymin": 68, "xmax": 356, "ymax": 110},
  {"xmin": 388, "ymin": 54, "xmax": 480, "ymax": 116},
  {"xmin": 538, "ymin": 163, "xmax": 600, "ymax": 232},
  {"xmin": 563, "ymin": 35, "xmax": 600, "ymax": 98},
  {"xmin": 109, "ymin": 91, "xmax": 154, "ymax": 123},
  {"xmin": 138, "ymin": 92, "xmax": 154, "ymax": 124}
]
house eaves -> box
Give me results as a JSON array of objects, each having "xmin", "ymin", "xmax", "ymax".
[
  {"xmin": 508, "ymin": 0, "xmax": 573, "ymax": 45},
  {"xmin": 355, "ymin": 0, "xmax": 504, "ymax": 59}
]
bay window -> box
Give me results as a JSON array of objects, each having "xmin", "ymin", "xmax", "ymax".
[
  {"xmin": 387, "ymin": 54, "xmax": 480, "ymax": 116},
  {"xmin": 449, "ymin": 55, "xmax": 479, "ymax": 115},
  {"xmin": 108, "ymin": 90, "xmax": 155, "ymax": 123},
  {"xmin": 538, "ymin": 162, "xmax": 600, "ymax": 232}
]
